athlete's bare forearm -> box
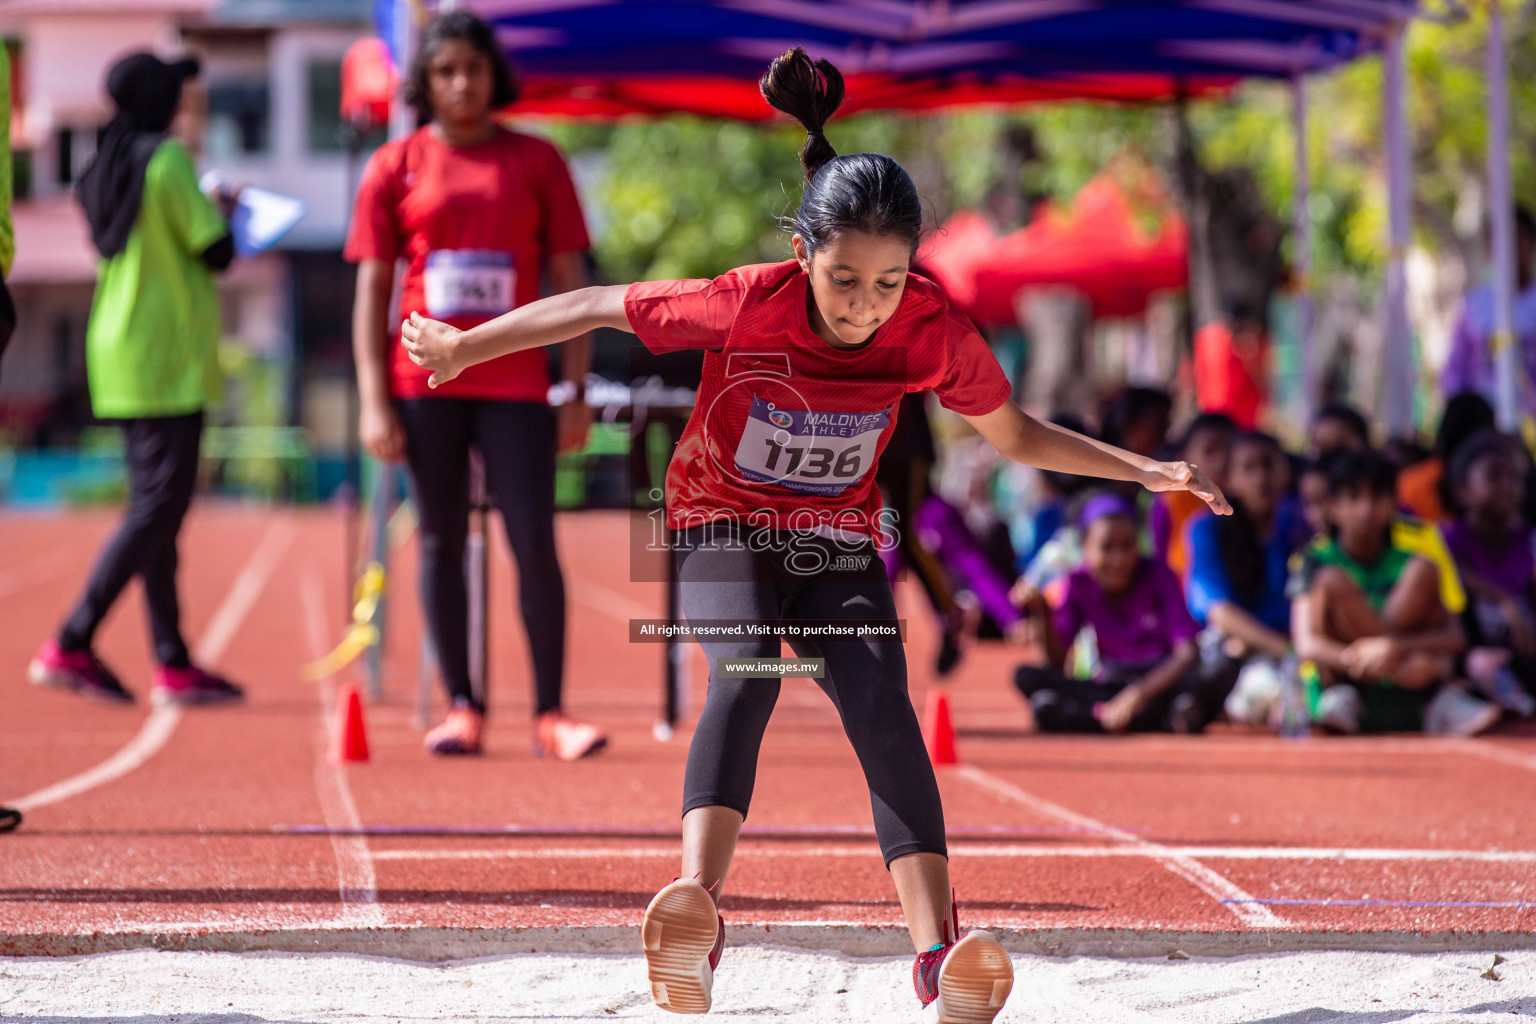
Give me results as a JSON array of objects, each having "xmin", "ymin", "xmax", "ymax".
[
  {"xmin": 401, "ymin": 284, "xmax": 632, "ymax": 388},
  {"xmin": 962, "ymin": 401, "xmax": 1232, "ymax": 515}
]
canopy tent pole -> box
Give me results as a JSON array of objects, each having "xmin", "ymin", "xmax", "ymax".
[
  {"xmin": 1486, "ymin": 0, "xmax": 1521, "ymax": 432},
  {"xmin": 1382, "ymin": 20, "xmax": 1415, "ymax": 440},
  {"xmin": 1292, "ymin": 71, "xmax": 1316, "ymax": 430},
  {"xmin": 389, "ymin": 0, "xmax": 418, "ymax": 140}
]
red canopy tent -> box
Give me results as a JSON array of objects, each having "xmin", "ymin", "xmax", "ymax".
[
  {"xmin": 923, "ymin": 162, "xmax": 1187, "ymax": 324},
  {"xmin": 509, "ymin": 72, "xmax": 1230, "ymax": 120}
]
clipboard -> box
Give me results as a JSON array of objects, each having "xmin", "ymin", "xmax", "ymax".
[
  {"xmin": 200, "ymin": 172, "xmax": 308, "ymax": 256},
  {"xmin": 227, "ymin": 186, "xmax": 307, "ymax": 256}
]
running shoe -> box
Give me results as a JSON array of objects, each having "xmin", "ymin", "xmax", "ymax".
[
  {"xmin": 1313, "ymin": 684, "xmax": 1363, "ymax": 735},
  {"xmin": 913, "ymin": 909, "xmax": 1014, "ymax": 1024},
  {"xmin": 28, "ymin": 640, "xmax": 134, "ymax": 704},
  {"xmin": 642, "ymin": 878, "xmax": 725, "ymax": 1014},
  {"xmin": 533, "ymin": 710, "xmax": 607, "ymax": 761},
  {"xmin": 1424, "ymin": 684, "xmax": 1503, "ymax": 737},
  {"xmin": 424, "ymin": 703, "xmax": 484, "ymax": 755},
  {"xmin": 1468, "ymin": 661, "xmax": 1536, "ymax": 718},
  {"xmin": 1487, "ymin": 666, "xmax": 1536, "ymax": 718},
  {"xmin": 1225, "ymin": 658, "xmax": 1284, "ymax": 726},
  {"xmin": 152, "ymin": 665, "xmax": 246, "ymax": 707},
  {"xmin": 0, "ymin": 807, "xmax": 20, "ymax": 833}
]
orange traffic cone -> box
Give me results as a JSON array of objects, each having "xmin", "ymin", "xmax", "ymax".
[
  {"xmin": 922, "ymin": 689, "xmax": 958, "ymax": 766},
  {"xmin": 328, "ymin": 683, "xmax": 370, "ymax": 765}
]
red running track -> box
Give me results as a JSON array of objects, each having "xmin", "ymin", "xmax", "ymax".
[{"xmin": 3, "ymin": 506, "xmax": 1536, "ymax": 958}]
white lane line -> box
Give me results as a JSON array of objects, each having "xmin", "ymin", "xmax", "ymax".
[
  {"xmin": 300, "ymin": 572, "xmax": 383, "ymax": 928},
  {"xmin": 1463, "ymin": 739, "xmax": 1536, "ymax": 773},
  {"xmin": 369, "ymin": 843, "xmax": 1536, "ymax": 864},
  {"xmin": 9, "ymin": 517, "xmax": 294, "ymax": 813},
  {"xmin": 955, "ymin": 764, "xmax": 1287, "ymax": 929},
  {"xmin": 0, "ymin": 549, "xmax": 74, "ymax": 601},
  {"xmin": 572, "ymin": 579, "xmax": 662, "ymax": 624},
  {"xmin": 1029, "ymin": 735, "xmax": 1501, "ymax": 757}
]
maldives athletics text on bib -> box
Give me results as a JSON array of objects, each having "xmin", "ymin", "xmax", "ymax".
[
  {"xmin": 733, "ymin": 397, "xmax": 890, "ymax": 497},
  {"xmin": 423, "ymin": 249, "xmax": 516, "ymax": 319}
]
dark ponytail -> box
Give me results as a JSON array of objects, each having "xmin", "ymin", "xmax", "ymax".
[
  {"xmin": 1215, "ymin": 497, "xmax": 1265, "ymax": 607},
  {"xmin": 759, "ymin": 48, "xmax": 843, "ymax": 179},
  {"xmin": 1214, "ymin": 432, "xmax": 1284, "ymax": 607},
  {"xmin": 758, "ymin": 48, "xmax": 923, "ymax": 257}
]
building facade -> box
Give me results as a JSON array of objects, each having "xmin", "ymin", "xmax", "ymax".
[{"xmin": 0, "ymin": 0, "xmax": 373, "ymax": 477}]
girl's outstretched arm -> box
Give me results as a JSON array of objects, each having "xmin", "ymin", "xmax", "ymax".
[
  {"xmin": 401, "ymin": 284, "xmax": 633, "ymax": 388},
  {"xmin": 963, "ymin": 401, "xmax": 1233, "ymax": 516}
]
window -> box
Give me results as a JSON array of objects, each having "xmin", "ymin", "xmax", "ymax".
[
  {"xmin": 51, "ymin": 124, "xmax": 102, "ymax": 187},
  {"xmin": 55, "ymin": 127, "xmax": 72, "ymax": 186},
  {"xmin": 308, "ymin": 59, "xmax": 385, "ymax": 154},
  {"xmin": 207, "ymin": 80, "xmax": 270, "ymax": 159}
]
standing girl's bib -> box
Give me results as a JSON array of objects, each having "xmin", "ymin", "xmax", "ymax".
[{"xmin": 423, "ymin": 249, "xmax": 516, "ymax": 319}]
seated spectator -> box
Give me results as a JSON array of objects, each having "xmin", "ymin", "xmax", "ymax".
[
  {"xmin": 1397, "ymin": 392, "xmax": 1495, "ymax": 522},
  {"xmin": 1289, "ymin": 450, "xmax": 1496, "ymax": 735},
  {"xmin": 1382, "ymin": 436, "xmax": 1431, "ymax": 474},
  {"xmin": 1012, "ymin": 494, "xmax": 1237, "ymax": 734},
  {"xmin": 1444, "ymin": 430, "xmax": 1536, "ymax": 717},
  {"xmin": 914, "ymin": 493, "xmax": 1026, "ymax": 648},
  {"xmin": 1296, "ymin": 454, "xmax": 1336, "ymax": 538},
  {"xmin": 1184, "ymin": 432, "xmax": 1303, "ymax": 725},
  {"xmin": 1017, "ymin": 392, "xmax": 1172, "ymax": 593},
  {"xmin": 1101, "ymin": 386, "xmax": 1173, "ymax": 462},
  {"xmin": 875, "ymin": 392, "xmax": 968, "ymax": 675},
  {"xmin": 1152, "ymin": 412, "xmax": 1236, "ymax": 577},
  {"xmin": 1309, "ymin": 402, "xmax": 1371, "ymax": 457}
]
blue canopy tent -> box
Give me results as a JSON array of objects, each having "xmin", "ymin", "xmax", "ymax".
[{"xmin": 384, "ymin": 0, "xmax": 1525, "ymax": 437}]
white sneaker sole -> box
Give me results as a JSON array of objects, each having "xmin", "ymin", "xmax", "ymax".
[
  {"xmin": 923, "ymin": 931, "xmax": 1014, "ymax": 1024},
  {"xmin": 28, "ymin": 660, "xmax": 75, "ymax": 691},
  {"xmin": 1436, "ymin": 702, "xmax": 1504, "ymax": 737},
  {"xmin": 642, "ymin": 880, "xmax": 718, "ymax": 1014}
]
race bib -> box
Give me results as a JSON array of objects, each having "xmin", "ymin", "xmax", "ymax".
[
  {"xmin": 734, "ymin": 397, "xmax": 890, "ymax": 496},
  {"xmin": 423, "ymin": 249, "xmax": 515, "ymax": 319}
]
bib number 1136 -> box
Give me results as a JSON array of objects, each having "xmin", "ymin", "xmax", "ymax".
[{"xmin": 734, "ymin": 397, "xmax": 889, "ymax": 497}]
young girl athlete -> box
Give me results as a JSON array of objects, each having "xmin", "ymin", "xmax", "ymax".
[{"xmin": 403, "ymin": 49, "xmax": 1229, "ymax": 1023}]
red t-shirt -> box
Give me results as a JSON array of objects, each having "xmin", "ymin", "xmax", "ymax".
[
  {"xmin": 345, "ymin": 126, "xmax": 591, "ymax": 401},
  {"xmin": 624, "ymin": 261, "xmax": 1013, "ymax": 538},
  {"xmin": 1193, "ymin": 322, "xmax": 1267, "ymax": 430}
]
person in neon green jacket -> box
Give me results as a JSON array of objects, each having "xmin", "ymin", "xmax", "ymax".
[{"xmin": 28, "ymin": 53, "xmax": 245, "ymax": 707}]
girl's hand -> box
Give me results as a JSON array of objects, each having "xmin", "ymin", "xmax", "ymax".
[
  {"xmin": 1098, "ymin": 684, "xmax": 1146, "ymax": 734},
  {"xmin": 1141, "ymin": 461, "xmax": 1232, "ymax": 516},
  {"xmin": 1341, "ymin": 635, "xmax": 1399, "ymax": 680},
  {"xmin": 557, "ymin": 400, "xmax": 592, "ymax": 455},
  {"xmin": 359, "ymin": 399, "xmax": 406, "ymax": 464},
  {"xmin": 401, "ymin": 311, "xmax": 464, "ymax": 389}
]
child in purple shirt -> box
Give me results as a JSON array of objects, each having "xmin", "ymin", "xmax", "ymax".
[
  {"xmin": 1013, "ymin": 493, "xmax": 1238, "ymax": 733},
  {"xmin": 1445, "ymin": 430, "xmax": 1536, "ymax": 716}
]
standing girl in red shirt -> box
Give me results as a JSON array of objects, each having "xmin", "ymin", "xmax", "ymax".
[
  {"xmin": 403, "ymin": 48, "xmax": 1228, "ymax": 1022},
  {"xmin": 346, "ymin": 10, "xmax": 605, "ymax": 760}
]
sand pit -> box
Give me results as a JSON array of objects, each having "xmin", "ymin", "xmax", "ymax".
[{"xmin": 1, "ymin": 947, "xmax": 1532, "ymax": 1022}]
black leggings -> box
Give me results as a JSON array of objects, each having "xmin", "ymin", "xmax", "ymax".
[
  {"xmin": 1015, "ymin": 658, "xmax": 1239, "ymax": 733},
  {"xmin": 60, "ymin": 411, "xmax": 203, "ymax": 668},
  {"xmin": 396, "ymin": 398, "xmax": 564, "ymax": 717},
  {"xmin": 675, "ymin": 523, "xmax": 945, "ymax": 866}
]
